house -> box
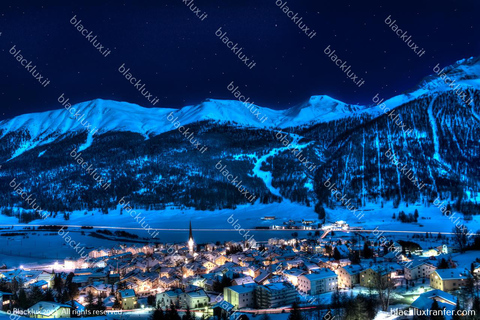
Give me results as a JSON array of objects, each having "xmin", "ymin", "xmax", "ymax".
[
  {"xmin": 88, "ymin": 249, "xmax": 109, "ymax": 259},
  {"xmin": 119, "ymin": 289, "xmax": 137, "ymax": 310},
  {"xmin": 411, "ymin": 289, "xmax": 457, "ymax": 314},
  {"xmin": 298, "ymin": 269, "xmax": 338, "ymax": 295},
  {"xmin": 27, "ymin": 301, "xmax": 73, "ymax": 318},
  {"xmin": 255, "ymin": 282, "xmax": 297, "ymax": 309},
  {"xmin": 215, "ymin": 256, "xmax": 229, "ymax": 266},
  {"xmin": 335, "ymin": 265, "xmax": 363, "ymax": 289},
  {"xmin": 82, "ymin": 282, "xmax": 110, "ymax": 297},
  {"xmin": 360, "ymin": 266, "xmax": 392, "ymax": 287},
  {"xmin": 30, "ymin": 280, "xmax": 49, "ymax": 290},
  {"xmin": 202, "ymin": 260, "xmax": 217, "ymax": 271},
  {"xmin": 223, "ymin": 283, "xmax": 257, "ymax": 309},
  {"xmin": 156, "ymin": 289, "xmax": 183, "ymax": 308},
  {"xmin": 37, "ymin": 271, "xmax": 55, "ymax": 288},
  {"xmin": 430, "ymin": 269, "xmax": 468, "ymax": 291},
  {"xmin": 282, "ymin": 268, "xmax": 305, "ymax": 286},
  {"xmin": 254, "ymin": 270, "xmax": 271, "ymax": 285},
  {"xmin": 183, "ymin": 289, "xmax": 209, "ymax": 309},
  {"xmin": 0, "ymin": 292, "xmax": 13, "ymax": 309},
  {"xmin": 232, "ymin": 276, "xmax": 255, "ymax": 286},
  {"xmin": 404, "ymin": 260, "xmax": 436, "ymax": 280}
]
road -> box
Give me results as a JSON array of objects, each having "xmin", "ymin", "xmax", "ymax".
[{"xmin": 1, "ymin": 224, "xmax": 476, "ymax": 235}]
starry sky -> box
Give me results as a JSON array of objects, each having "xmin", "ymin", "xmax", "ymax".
[{"xmin": 1, "ymin": 0, "xmax": 479, "ymax": 120}]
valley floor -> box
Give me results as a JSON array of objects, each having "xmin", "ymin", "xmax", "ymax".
[{"xmin": 0, "ymin": 200, "xmax": 478, "ymax": 268}]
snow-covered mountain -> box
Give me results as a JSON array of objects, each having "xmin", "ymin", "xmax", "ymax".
[
  {"xmin": 0, "ymin": 95, "xmax": 366, "ymax": 159},
  {"xmin": 1, "ymin": 56, "xmax": 480, "ymax": 222}
]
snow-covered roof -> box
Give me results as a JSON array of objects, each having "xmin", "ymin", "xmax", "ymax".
[
  {"xmin": 27, "ymin": 301, "xmax": 73, "ymax": 316},
  {"xmin": 434, "ymin": 268, "xmax": 468, "ymax": 280},
  {"xmin": 226, "ymin": 283, "xmax": 257, "ymax": 294},
  {"xmin": 119, "ymin": 289, "xmax": 136, "ymax": 298},
  {"xmin": 302, "ymin": 269, "xmax": 336, "ymax": 281},
  {"xmin": 411, "ymin": 289, "xmax": 457, "ymax": 311}
]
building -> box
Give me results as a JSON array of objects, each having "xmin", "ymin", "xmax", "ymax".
[
  {"xmin": 184, "ymin": 289, "xmax": 209, "ymax": 309},
  {"xmin": 282, "ymin": 268, "xmax": 305, "ymax": 286},
  {"xmin": 404, "ymin": 260, "xmax": 436, "ymax": 280},
  {"xmin": 27, "ymin": 301, "xmax": 72, "ymax": 318},
  {"xmin": 411, "ymin": 289, "xmax": 457, "ymax": 314},
  {"xmin": 360, "ymin": 266, "xmax": 392, "ymax": 287},
  {"xmin": 430, "ymin": 269, "xmax": 468, "ymax": 291},
  {"xmin": 156, "ymin": 289, "xmax": 183, "ymax": 308},
  {"xmin": 298, "ymin": 269, "xmax": 338, "ymax": 295},
  {"xmin": 0, "ymin": 292, "xmax": 12, "ymax": 309},
  {"xmin": 255, "ymin": 282, "xmax": 297, "ymax": 309},
  {"xmin": 188, "ymin": 221, "xmax": 195, "ymax": 254},
  {"xmin": 119, "ymin": 289, "xmax": 137, "ymax": 310},
  {"xmin": 223, "ymin": 283, "xmax": 257, "ymax": 309},
  {"xmin": 335, "ymin": 265, "xmax": 363, "ymax": 289}
]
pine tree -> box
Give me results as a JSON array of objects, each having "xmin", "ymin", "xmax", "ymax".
[
  {"xmin": 18, "ymin": 288, "xmax": 28, "ymax": 309},
  {"xmin": 44, "ymin": 289, "xmax": 55, "ymax": 302},
  {"xmin": 183, "ymin": 306, "xmax": 192, "ymax": 320},
  {"xmin": 452, "ymin": 299, "xmax": 461, "ymax": 320},
  {"xmin": 333, "ymin": 247, "xmax": 341, "ymax": 260},
  {"xmin": 471, "ymin": 296, "xmax": 480, "ymax": 320},
  {"xmin": 166, "ymin": 302, "xmax": 181, "ymax": 320},
  {"xmin": 288, "ymin": 302, "xmax": 304, "ymax": 320},
  {"xmin": 151, "ymin": 308, "xmax": 165, "ymax": 320},
  {"xmin": 29, "ymin": 286, "xmax": 45, "ymax": 305},
  {"xmin": 430, "ymin": 300, "xmax": 445, "ymax": 320},
  {"xmin": 86, "ymin": 291, "xmax": 95, "ymax": 309},
  {"xmin": 363, "ymin": 242, "xmax": 373, "ymax": 259}
]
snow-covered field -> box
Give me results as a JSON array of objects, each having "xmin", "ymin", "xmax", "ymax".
[
  {"xmin": 1, "ymin": 198, "xmax": 479, "ymax": 268},
  {"xmin": 325, "ymin": 200, "xmax": 480, "ymax": 235}
]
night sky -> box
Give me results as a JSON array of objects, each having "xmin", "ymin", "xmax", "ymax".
[{"xmin": 1, "ymin": 0, "xmax": 479, "ymax": 120}]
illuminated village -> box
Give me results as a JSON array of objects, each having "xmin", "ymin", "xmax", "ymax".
[{"xmin": 1, "ymin": 220, "xmax": 479, "ymax": 319}]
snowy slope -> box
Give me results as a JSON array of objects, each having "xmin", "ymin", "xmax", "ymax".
[
  {"xmin": 1, "ymin": 56, "xmax": 479, "ymax": 159},
  {"xmin": 0, "ymin": 96, "xmax": 364, "ymax": 159}
]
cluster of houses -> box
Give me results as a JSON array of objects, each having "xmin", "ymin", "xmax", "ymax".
[{"xmin": 1, "ymin": 223, "xmax": 479, "ymax": 318}]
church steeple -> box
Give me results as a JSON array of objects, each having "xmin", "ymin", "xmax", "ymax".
[
  {"xmin": 188, "ymin": 221, "xmax": 194, "ymax": 253},
  {"xmin": 189, "ymin": 221, "xmax": 193, "ymax": 240}
]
